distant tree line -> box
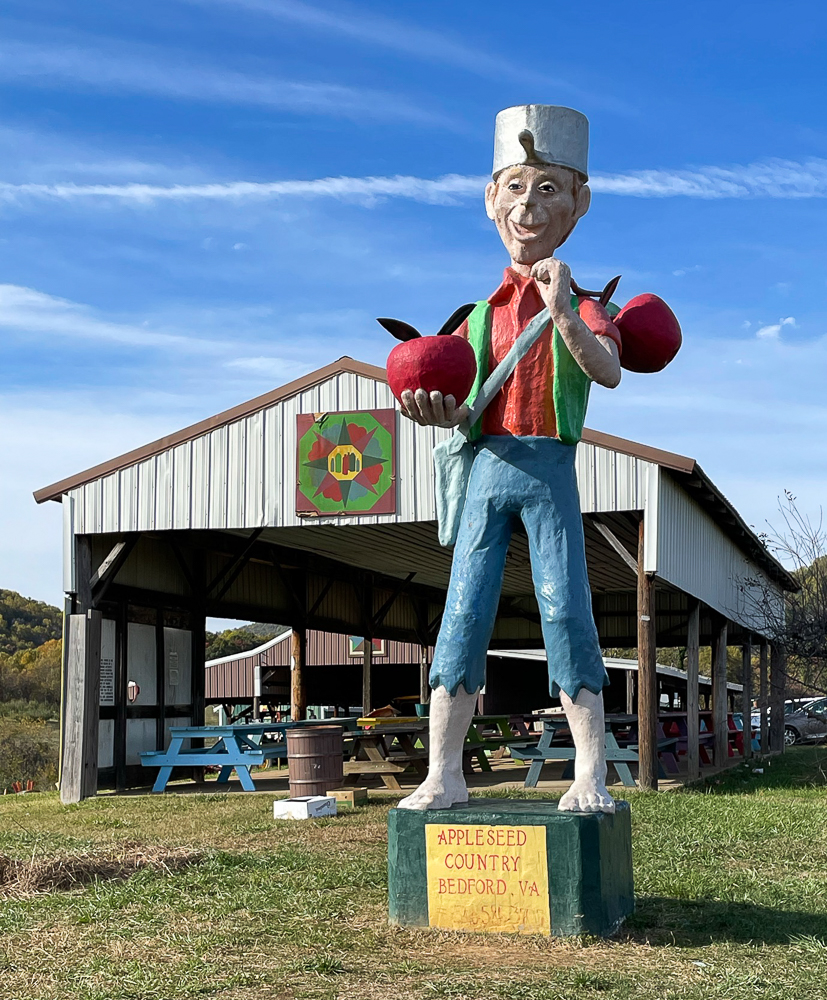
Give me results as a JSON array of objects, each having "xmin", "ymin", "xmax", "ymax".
[
  {"xmin": 204, "ymin": 624, "xmax": 288, "ymax": 661},
  {"xmin": 0, "ymin": 589, "xmax": 62, "ymax": 656}
]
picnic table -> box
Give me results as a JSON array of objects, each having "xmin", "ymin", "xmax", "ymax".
[
  {"xmin": 342, "ymin": 723, "xmax": 429, "ymax": 791},
  {"xmin": 140, "ymin": 718, "xmax": 358, "ymax": 793},
  {"xmin": 659, "ymin": 712, "xmax": 717, "ymax": 765},
  {"xmin": 509, "ymin": 715, "xmax": 679, "ymax": 788},
  {"xmin": 463, "ymin": 715, "xmax": 537, "ymax": 772}
]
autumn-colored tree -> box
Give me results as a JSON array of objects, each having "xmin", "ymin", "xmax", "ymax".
[{"xmin": 0, "ymin": 639, "xmax": 62, "ymax": 705}]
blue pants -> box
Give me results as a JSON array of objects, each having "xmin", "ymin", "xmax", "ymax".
[{"xmin": 429, "ymin": 435, "xmax": 608, "ymax": 700}]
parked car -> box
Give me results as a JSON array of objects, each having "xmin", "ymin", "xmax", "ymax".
[{"xmin": 780, "ymin": 697, "xmax": 827, "ymax": 746}]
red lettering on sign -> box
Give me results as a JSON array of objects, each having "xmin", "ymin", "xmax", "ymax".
[
  {"xmin": 496, "ymin": 879, "xmax": 507, "ymax": 895},
  {"xmin": 438, "ymin": 878, "xmax": 447, "ymax": 894},
  {"xmin": 437, "ymin": 830, "xmax": 447, "ymax": 845},
  {"xmin": 517, "ymin": 830, "xmax": 527, "ymax": 846}
]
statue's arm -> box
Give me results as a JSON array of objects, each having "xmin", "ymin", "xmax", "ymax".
[{"xmin": 554, "ymin": 313, "xmax": 622, "ymax": 388}]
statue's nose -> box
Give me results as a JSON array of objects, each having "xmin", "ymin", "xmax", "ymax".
[{"xmin": 518, "ymin": 188, "xmax": 537, "ymax": 209}]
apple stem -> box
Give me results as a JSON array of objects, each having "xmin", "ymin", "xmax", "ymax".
[{"xmin": 570, "ymin": 275, "xmax": 622, "ymax": 306}]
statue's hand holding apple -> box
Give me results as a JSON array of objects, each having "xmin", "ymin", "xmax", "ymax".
[{"xmin": 399, "ymin": 389, "xmax": 468, "ymax": 428}]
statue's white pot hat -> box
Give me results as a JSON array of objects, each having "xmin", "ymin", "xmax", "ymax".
[{"xmin": 493, "ymin": 104, "xmax": 589, "ymax": 181}]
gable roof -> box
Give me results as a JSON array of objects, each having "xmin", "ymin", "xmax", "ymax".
[{"xmin": 33, "ymin": 355, "xmax": 695, "ymax": 504}]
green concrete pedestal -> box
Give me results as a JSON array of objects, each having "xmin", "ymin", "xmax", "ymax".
[{"xmin": 388, "ymin": 799, "xmax": 633, "ymax": 937}]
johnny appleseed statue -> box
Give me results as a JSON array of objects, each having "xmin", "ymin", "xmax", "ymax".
[{"xmin": 380, "ymin": 105, "xmax": 680, "ymax": 814}]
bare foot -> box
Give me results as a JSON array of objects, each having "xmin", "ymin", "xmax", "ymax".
[
  {"xmin": 397, "ymin": 772, "xmax": 468, "ymax": 811},
  {"xmin": 558, "ymin": 777, "xmax": 615, "ymax": 814}
]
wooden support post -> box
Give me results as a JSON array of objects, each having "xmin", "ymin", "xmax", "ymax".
[
  {"xmin": 711, "ymin": 616, "xmax": 728, "ymax": 768},
  {"xmin": 74, "ymin": 535, "xmax": 94, "ymax": 614},
  {"xmin": 60, "ymin": 610, "xmax": 102, "ymax": 804},
  {"xmin": 290, "ymin": 629, "xmax": 306, "ymax": 722},
  {"xmin": 741, "ymin": 638, "xmax": 753, "ymax": 760},
  {"xmin": 637, "ymin": 517, "xmax": 657, "ymax": 791},
  {"xmin": 686, "ymin": 599, "xmax": 700, "ymax": 781},
  {"xmin": 759, "ymin": 640, "xmax": 769, "ymax": 753},
  {"xmin": 362, "ymin": 638, "xmax": 373, "ymax": 716},
  {"xmin": 419, "ymin": 645, "xmax": 430, "ymax": 706},
  {"xmin": 769, "ymin": 643, "xmax": 786, "ymax": 752}
]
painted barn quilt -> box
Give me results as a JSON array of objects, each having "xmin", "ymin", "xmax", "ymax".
[{"xmin": 296, "ymin": 410, "xmax": 396, "ymax": 515}]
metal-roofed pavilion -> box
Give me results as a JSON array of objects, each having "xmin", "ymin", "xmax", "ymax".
[{"xmin": 37, "ymin": 357, "xmax": 794, "ymax": 800}]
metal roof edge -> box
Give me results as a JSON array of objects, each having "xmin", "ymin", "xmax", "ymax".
[
  {"xmin": 579, "ymin": 427, "xmax": 695, "ymax": 474},
  {"xmin": 204, "ymin": 629, "xmax": 291, "ymax": 668},
  {"xmin": 34, "ymin": 356, "xmax": 387, "ymax": 504}
]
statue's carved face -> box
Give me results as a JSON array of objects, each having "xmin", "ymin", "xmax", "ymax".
[{"xmin": 485, "ymin": 164, "xmax": 591, "ymax": 267}]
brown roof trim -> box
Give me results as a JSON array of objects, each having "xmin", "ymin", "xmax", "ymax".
[
  {"xmin": 34, "ymin": 356, "xmax": 387, "ymax": 504},
  {"xmin": 35, "ymin": 354, "xmax": 694, "ymax": 503},
  {"xmin": 580, "ymin": 428, "xmax": 695, "ymax": 474}
]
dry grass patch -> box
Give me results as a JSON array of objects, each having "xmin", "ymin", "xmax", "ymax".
[{"xmin": 0, "ymin": 840, "xmax": 201, "ymax": 897}]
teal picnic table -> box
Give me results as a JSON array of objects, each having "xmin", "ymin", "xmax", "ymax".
[
  {"xmin": 140, "ymin": 719, "xmax": 358, "ymax": 793},
  {"xmin": 509, "ymin": 715, "xmax": 679, "ymax": 788}
]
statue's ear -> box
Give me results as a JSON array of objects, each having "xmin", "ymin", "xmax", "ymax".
[
  {"xmin": 574, "ymin": 183, "xmax": 591, "ymax": 222},
  {"xmin": 484, "ymin": 180, "xmax": 497, "ymax": 221}
]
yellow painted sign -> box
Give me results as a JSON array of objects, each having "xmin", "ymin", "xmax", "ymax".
[{"xmin": 425, "ymin": 824, "xmax": 550, "ymax": 935}]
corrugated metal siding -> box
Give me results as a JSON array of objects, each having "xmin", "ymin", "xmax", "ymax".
[
  {"xmin": 205, "ymin": 629, "xmax": 430, "ymax": 700},
  {"xmin": 68, "ymin": 372, "xmax": 655, "ymax": 535},
  {"xmin": 656, "ymin": 470, "xmax": 781, "ymax": 627},
  {"xmin": 575, "ymin": 442, "xmax": 651, "ymax": 513}
]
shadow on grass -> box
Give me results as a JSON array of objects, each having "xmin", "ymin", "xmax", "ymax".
[{"xmin": 626, "ymin": 894, "xmax": 827, "ymax": 946}]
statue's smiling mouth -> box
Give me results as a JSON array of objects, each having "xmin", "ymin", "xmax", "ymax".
[{"xmin": 509, "ymin": 220, "xmax": 545, "ymax": 240}]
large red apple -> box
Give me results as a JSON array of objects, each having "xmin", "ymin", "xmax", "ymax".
[
  {"xmin": 613, "ymin": 293, "xmax": 682, "ymax": 373},
  {"xmin": 378, "ymin": 303, "xmax": 478, "ymax": 406},
  {"xmin": 386, "ymin": 335, "xmax": 477, "ymax": 406}
]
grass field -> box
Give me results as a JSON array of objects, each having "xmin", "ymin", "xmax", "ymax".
[{"xmin": 1, "ymin": 748, "xmax": 826, "ymax": 1000}]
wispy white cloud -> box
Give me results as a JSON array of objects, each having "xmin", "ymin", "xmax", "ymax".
[
  {"xmin": 755, "ymin": 316, "xmax": 797, "ymax": 340},
  {"xmin": 4, "ymin": 158, "xmax": 827, "ymax": 208},
  {"xmin": 0, "ymin": 38, "xmax": 446, "ymax": 125},
  {"xmin": 591, "ymin": 159, "xmax": 827, "ymax": 199},
  {"xmin": 180, "ymin": 0, "xmax": 609, "ymax": 102},
  {"xmin": 0, "ymin": 173, "xmax": 487, "ymax": 206},
  {"xmin": 0, "ymin": 284, "xmax": 230, "ymax": 352}
]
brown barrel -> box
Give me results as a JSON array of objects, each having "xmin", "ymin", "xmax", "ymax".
[{"xmin": 286, "ymin": 726, "xmax": 344, "ymax": 797}]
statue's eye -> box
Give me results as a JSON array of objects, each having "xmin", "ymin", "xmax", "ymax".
[
  {"xmin": 539, "ymin": 183, "xmax": 556, "ymax": 194},
  {"xmin": 507, "ymin": 181, "xmax": 523, "ymax": 191}
]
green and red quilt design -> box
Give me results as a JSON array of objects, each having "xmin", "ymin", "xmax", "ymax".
[{"xmin": 296, "ymin": 410, "xmax": 396, "ymax": 515}]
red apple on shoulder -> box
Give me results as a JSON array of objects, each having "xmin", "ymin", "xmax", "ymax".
[
  {"xmin": 613, "ymin": 293, "xmax": 682, "ymax": 373},
  {"xmin": 380, "ymin": 304, "xmax": 478, "ymax": 406}
]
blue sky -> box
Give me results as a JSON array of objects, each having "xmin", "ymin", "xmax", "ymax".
[{"xmin": 2, "ymin": 0, "xmax": 826, "ymax": 607}]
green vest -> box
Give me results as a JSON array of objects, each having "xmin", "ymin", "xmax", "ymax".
[{"xmin": 465, "ymin": 295, "xmax": 602, "ymax": 446}]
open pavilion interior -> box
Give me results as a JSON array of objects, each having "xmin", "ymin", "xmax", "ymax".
[{"xmin": 35, "ymin": 357, "xmax": 796, "ymax": 801}]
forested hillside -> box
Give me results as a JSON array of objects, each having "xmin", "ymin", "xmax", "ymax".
[
  {"xmin": 0, "ymin": 590, "xmax": 62, "ymax": 656},
  {"xmin": 204, "ymin": 623, "xmax": 288, "ymax": 661}
]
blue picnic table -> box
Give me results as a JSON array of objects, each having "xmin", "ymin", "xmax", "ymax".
[{"xmin": 139, "ymin": 719, "xmax": 359, "ymax": 793}]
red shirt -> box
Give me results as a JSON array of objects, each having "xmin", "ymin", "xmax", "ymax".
[
  {"xmin": 483, "ymin": 269, "xmax": 556, "ymax": 437},
  {"xmin": 457, "ymin": 268, "xmax": 621, "ymax": 437}
]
